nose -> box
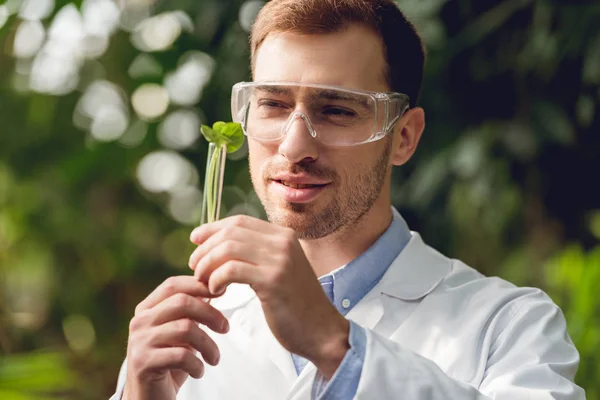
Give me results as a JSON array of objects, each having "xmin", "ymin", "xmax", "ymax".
[{"xmin": 277, "ymin": 112, "xmax": 319, "ymax": 164}]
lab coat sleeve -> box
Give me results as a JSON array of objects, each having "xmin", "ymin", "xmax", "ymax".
[
  {"xmin": 354, "ymin": 296, "xmax": 585, "ymax": 399},
  {"xmin": 109, "ymin": 359, "xmax": 127, "ymax": 400}
]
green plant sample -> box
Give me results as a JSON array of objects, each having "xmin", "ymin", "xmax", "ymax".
[{"xmin": 200, "ymin": 122, "xmax": 245, "ymax": 224}]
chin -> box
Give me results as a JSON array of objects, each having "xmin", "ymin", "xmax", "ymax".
[
  {"xmin": 265, "ymin": 205, "xmax": 310, "ymax": 230},
  {"xmin": 265, "ymin": 202, "xmax": 344, "ymax": 240},
  {"xmin": 266, "ymin": 204, "xmax": 311, "ymax": 225}
]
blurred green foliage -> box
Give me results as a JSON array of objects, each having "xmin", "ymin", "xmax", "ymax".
[
  {"xmin": 546, "ymin": 243, "xmax": 600, "ymax": 400},
  {"xmin": 0, "ymin": 0, "xmax": 598, "ymax": 398},
  {"xmin": 0, "ymin": 351, "xmax": 76, "ymax": 399}
]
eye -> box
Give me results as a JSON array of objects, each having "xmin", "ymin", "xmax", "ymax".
[
  {"xmin": 322, "ymin": 106, "xmax": 358, "ymax": 117},
  {"xmin": 257, "ymin": 99, "xmax": 287, "ymax": 109}
]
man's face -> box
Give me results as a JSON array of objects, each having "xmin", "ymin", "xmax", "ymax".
[{"xmin": 249, "ymin": 26, "xmax": 394, "ymax": 240}]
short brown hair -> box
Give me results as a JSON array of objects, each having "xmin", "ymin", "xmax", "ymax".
[{"xmin": 250, "ymin": 0, "xmax": 426, "ymax": 107}]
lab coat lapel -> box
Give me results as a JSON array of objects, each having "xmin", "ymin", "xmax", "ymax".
[
  {"xmin": 237, "ymin": 296, "xmax": 298, "ymax": 388},
  {"xmin": 343, "ymin": 231, "xmax": 451, "ymax": 331},
  {"xmin": 204, "ymin": 283, "xmax": 297, "ymax": 398}
]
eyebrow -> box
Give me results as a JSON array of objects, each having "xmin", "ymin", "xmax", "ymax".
[
  {"xmin": 253, "ymin": 85, "xmax": 371, "ymax": 109},
  {"xmin": 254, "ymin": 85, "xmax": 294, "ymax": 96},
  {"xmin": 309, "ymin": 89, "xmax": 370, "ymax": 109}
]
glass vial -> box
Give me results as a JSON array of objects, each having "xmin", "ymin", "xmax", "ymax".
[{"xmin": 200, "ymin": 142, "xmax": 227, "ymax": 225}]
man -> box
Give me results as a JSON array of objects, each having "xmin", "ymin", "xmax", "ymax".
[{"xmin": 112, "ymin": 0, "xmax": 585, "ymax": 399}]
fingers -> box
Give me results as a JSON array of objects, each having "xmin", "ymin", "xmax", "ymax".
[
  {"xmin": 126, "ymin": 275, "xmax": 231, "ymax": 390},
  {"xmin": 190, "ymin": 215, "xmax": 277, "ymax": 246},
  {"xmin": 207, "ymin": 260, "xmax": 260, "ymax": 296},
  {"xmin": 136, "ymin": 276, "xmax": 215, "ymax": 313},
  {"xmin": 149, "ymin": 319, "xmax": 221, "ymax": 366},
  {"xmin": 130, "ymin": 346, "xmax": 205, "ymax": 380},
  {"xmin": 192, "ymin": 239, "xmax": 264, "ymax": 282},
  {"xmin": 149, "ymin": 293, "xmax": 229, "ymax": 334},
  {"xmin": 188, "ymin": 224, "xmax": 261, "ymax": 271}
]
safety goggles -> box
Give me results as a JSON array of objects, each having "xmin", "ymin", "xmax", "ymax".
[{"xmin": 231, "ymin": 82, "xmax": 410, "ymax": 147}]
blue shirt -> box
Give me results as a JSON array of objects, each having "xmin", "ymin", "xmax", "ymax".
[{"xmin": 291, "ymin": 207, "xmax": 412, "ymax": 399}]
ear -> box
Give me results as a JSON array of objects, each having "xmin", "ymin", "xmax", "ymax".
[{"xmin": 390, "ymin": 107, "xmax": 425, "ymax": 166}]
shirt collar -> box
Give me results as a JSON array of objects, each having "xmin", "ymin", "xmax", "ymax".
[{"xmin": 319, "ymin": 207, "xmax": 412, "ymax": 315}]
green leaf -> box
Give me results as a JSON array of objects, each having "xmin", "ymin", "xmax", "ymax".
[
  {"xmin": 212, "ymin": 121, "xmax": 245, "ymax": 153},
  {"xmin": 200, "ymin": 124, "xmax": 220, "ymax": 143},
  {"xmin": 201, "ymin": 122, "xmax": 245, "ymax": 153}
]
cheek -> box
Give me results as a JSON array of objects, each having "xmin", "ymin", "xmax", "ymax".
[
  {"xmin": 335, "ymin": 146, "xmax": 391, "ymax": 189},
  {"xmin": 248, "ymin": 154, "xmax": 261, "ymax": 185},
  {"xmin": 248, "ymin": 141, "xmax": 273, "ymax": 184},
  {"xmin": 336, "ymin": 148, "xmax": 378, "ymax": 177}
]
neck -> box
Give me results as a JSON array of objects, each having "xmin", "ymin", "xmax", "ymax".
[{"xmin": 299, "ymin": 202, "xmax": 393, "ymax": 277}]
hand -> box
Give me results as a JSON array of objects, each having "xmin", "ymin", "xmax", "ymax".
[
  {"xmin": 123, "ymin": 276, "xmax": 230, "ymax": 400},
  {"xmin": 188, "ymin": 215, "xmax": 350, "ymax": 378}
]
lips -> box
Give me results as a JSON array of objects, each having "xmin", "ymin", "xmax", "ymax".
[
  {"xmin": 270, "ymin": 179, "xmax": 330, "ymax": 203},
  {"xmin": 271, "ymin": 174, "xmax": 331, "ymax": 185},
  {"xmin": 278, "ymin": 180, "xmax": 327, "ymax": 189}
]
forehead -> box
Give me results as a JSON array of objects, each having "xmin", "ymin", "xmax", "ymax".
[{"xmin": 253, "ymin": 25, "xmax": 389, "ymax": 93}]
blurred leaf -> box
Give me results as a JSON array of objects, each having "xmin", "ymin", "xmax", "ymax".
[
  {"xmin": 0, "ymin": 351, "xmax": 76, "ymax": 392},
  {"xmin": 532, "ymin": 101, "xmax": 575, "ymax": 145},
  {"xmin": 583, "ymin": 33, "xmax": 600, "ymax": 84},
  {"xmin": 589, "ymin": 210, "xmax": 600, "ymax": 241},
  {"xmin": 445, "ymin": 0, "xmax": 533, "ymax": 55},
  {"xmin": 546, "ymin": 245, "xmax": 600, "ymax": 389},
  {"xmin": 406, "ymin": 151, "xmax": 450, "ymax": 208},
  {"xmin": 576, "ymin": 95, "xmax": 595, "ymax": 128}
]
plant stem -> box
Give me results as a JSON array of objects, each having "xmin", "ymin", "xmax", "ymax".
[
  {"xmin": 201, "ymin": 143, "xmax": 226, "ymax": 225},
  {"xmin": 207, "ymin": 144, "xmax": 217, "ymax": 222}
]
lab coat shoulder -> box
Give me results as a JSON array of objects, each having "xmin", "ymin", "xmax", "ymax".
[
  {"xmin": 354, "ymin": 233, "xmax": 584, "ymax": 399},
  {"xmin": 436, "ymin": 258, "xmax": 557, "ymax": 343},
  {"xmin": 434, "ymin": 257, "xmax": 572, "ymax": 365}
]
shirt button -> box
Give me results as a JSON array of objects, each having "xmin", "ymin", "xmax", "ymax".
[{"xmin": 342, "ymin": 299, "xmax": 351, "ymax": 309}]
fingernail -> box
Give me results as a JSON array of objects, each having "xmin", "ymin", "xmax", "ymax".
[
  {"xmin": 211, "ymin": 285, "xmax": 225, "ymax": 296},
  {"xmin": 214, "ymin": 352, "xmax": 220, "ymax": 364},
  {"xmin": 190, "ymin": 228, "xmax": 199, "ymax": 242},
  {"xmin": 188, "ymin": 258, "xmax": 197, "ymax": 270},
  {"xmin": 222, "ymin": 319, "xmax": 230, "ymax": 333}
]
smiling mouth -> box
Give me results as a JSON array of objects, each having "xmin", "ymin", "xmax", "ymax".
[{"xmin": 276, "ymin": 180, "xmax": 329, "ymax": 189}]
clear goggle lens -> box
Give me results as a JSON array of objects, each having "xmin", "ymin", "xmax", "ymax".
[{"xmin": 231, "ymin": 82, "xmax": 409, "ymax": 147}]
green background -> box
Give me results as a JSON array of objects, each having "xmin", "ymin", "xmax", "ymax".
[{"xmin": 0, "ymin": 0, "xmax": 599, "ymax": 398}]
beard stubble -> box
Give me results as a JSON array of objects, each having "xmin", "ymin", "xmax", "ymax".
[{"xmin": 250, "ymin": 137, "xmax": 393, "ymax": 240}]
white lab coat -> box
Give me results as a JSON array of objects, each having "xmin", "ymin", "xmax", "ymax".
[{"xmin": 113, "ymin": 231, "xmax": 585, "ymax": 399}]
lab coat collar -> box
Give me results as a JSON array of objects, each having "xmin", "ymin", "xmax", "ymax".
[{"xmin": 378, "ymin": 231, "xmax": 452, "ymax": 301}]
